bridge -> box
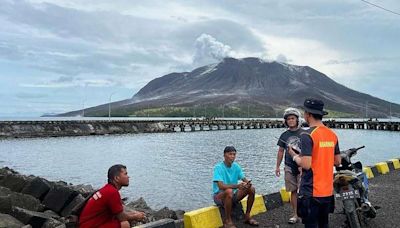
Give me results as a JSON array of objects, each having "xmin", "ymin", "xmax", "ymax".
[{"xmin": 0, "ymin": 118, "xmax": 399, "ymax": 138}]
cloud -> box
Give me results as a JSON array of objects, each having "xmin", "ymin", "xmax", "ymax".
[
  {"xmin": 1, "ymin": 0, "xmax": 400, "ymax": 117},
  {"xmin": 325, "ymin": 56, "xmax": 400, "ymax": 65},
  {"xmin": 192, "ymin": 34, "xmax": 232, "ymax": 67},
  {"xmin": 15, "ymin": 92, "xmax": 48, "ymax": 99},
  {"xmin": 275, "ymin": 54, "xmax": 291, "ymax": 63},
  {"xmin": 20, "ymin": 76, "xmax": 119, "ymax": 88}
]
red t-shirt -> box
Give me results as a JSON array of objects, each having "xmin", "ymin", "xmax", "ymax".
[{"xmin": 79, "ymin": 184, "xmax": 123, "ymax": 228}]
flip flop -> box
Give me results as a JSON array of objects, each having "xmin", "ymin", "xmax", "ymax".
[
  {"xmin": 224, "ymin": 223, "xmax": 237, "ymax": 228},
  {"xmin": 244, "ymin": 218, "xmax": 259, "ymax": 226},
  {"xmin": 288, "ymin": 216, "xmax": 300, "ymax": 224}
]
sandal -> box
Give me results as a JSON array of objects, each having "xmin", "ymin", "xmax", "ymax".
[
  {"xmin": 244, "ymin": 218, "xmax": 259, "ymax": 226},
  {"xmin": 288, "ymin": 216, "xmax": 300, "ymax": 224},
  {"xmin": 224, "ymin": 223, "xmax": 237, "ymax": 228}
]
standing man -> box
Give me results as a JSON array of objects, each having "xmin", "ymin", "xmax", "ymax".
[
  {"xmin": 213, "ymin": 146, "xmax": 259, "ymax": 228},
  {"xmin": 79, "ymin": 164, "xmax": 146, "ymax": 228},
  {"xmin": 276, "ymin": 107, "xmax": 304, "ymax": 224},
  {"xmin": 288, "ymin": 99, "xmax": 341, "ymax": 228}
]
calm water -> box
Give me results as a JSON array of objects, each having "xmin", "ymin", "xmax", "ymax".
[{"xmin": 0, "ymin": 129, "xmax": 399, "ymax": 211}]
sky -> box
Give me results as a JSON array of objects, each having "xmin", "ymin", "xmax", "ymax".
[{"xmin": 0, "ymin": 0, "xmax": 399, "ymax": 117}]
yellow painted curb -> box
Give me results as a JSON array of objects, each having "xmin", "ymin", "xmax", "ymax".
[
  {"xmin": 280, "ymin": 187, "xmax": 291, "ymax": 203},
  {"xmin": 375, "ymin": 162, "xmax": 389, "ymax": 174},
  {"xmin": 389, "ymin": 159, "xmax": 400, "ymax": 169},
  {"xmin": 184, "ymin": 206, "xmax": 223, "ymax": 228},
  {"xmin": 363, "ymin": 167, "xmax": 374, "ymax": 179},
  {"xmin": 240, "ymin": 194, "xmax": 267, "ymax": 216}
]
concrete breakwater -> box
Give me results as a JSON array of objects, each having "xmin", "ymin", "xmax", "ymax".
[
  {"xmin": 0, "ymin": 120, "xmax": 169, "ymax": 138},
  {"xmin": 0, "ymin": 119, "xmax": 285, "ymax": 139},
  {"xmin": 0, "ymin": 167, "xmax": 184, "ymax": 228},
  {"xmin": 1, "ymin": 119, "xmax": 399, "ymax": 139}
]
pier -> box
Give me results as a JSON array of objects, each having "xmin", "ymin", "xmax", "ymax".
[{"xmin": 0, "ymin": 118, "xmax": 399, "ymax": 138}]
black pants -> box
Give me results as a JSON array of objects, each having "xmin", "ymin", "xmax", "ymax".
[{"xmin": 298, "ymin": 196, "xmax": 334, "ymax": 228}]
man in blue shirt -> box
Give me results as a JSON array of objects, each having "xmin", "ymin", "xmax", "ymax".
[{"xmin": 213, "ymin": 146, "xmax": 259, "ymax": 228}]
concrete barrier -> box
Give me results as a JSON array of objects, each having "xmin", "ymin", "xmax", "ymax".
[
  {"xmin": 182, "ymin": 157, "xmax": 400, "ymax": 228},
  {"xmin": 375, "ymin": 162, "xmax": 390, "ymax": 174},
  {"xmin": 132, "ymin": 219, "xmax": 176, "ymax": 228},
  {"xmin": 363, "ymin": 167, "xmax": 374, "ymax": 179},
  {"xmin": 388, "ymin": 159, "xmax": 400, "ymax": 169},
  {"xmin": 240, "ymin": 194, "xmax": 267, "ymax": 217},
  {"xmin": 183, "ymin": 206, "xmax": 223, "ymax": 228}
]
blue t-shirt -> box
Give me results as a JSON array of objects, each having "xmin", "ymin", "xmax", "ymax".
[{"xmin": 212, "ymin": 161, "xmax": 245, "ymax": 194}]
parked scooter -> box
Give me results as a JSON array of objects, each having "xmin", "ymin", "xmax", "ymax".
[{"xmin": 334, "ymin": 146, "xmax": 377, "ymax": 228}]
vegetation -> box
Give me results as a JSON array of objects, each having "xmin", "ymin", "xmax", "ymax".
[{"xmin": 82, "ymin": 106, "xmax": 360, "ymax": 118}]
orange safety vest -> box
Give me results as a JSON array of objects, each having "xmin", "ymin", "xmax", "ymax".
[{"xmin": 309, "ymin": 125, "xmax": 338, "ymax": 197}]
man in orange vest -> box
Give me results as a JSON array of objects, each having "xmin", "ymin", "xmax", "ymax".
[{"xmin": 288, "ymin": 98, "xmax": 341, "ymax": 228}]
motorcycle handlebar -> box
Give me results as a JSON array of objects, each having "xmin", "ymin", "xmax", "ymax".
[{"xmin": 349, "ymin": 145, "xmax": 365, "ymax": 152}]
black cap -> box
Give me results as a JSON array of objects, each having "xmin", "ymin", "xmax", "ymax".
[
  {"xmin": 303, "ymin": 98, "xmax": 328, "ymax": 116},
  {"xmin": 224, "ymin": 146, "xmax": 237, "ymax": 153}
]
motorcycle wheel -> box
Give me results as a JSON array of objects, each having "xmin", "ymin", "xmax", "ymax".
[{"xmin": 343, "ymin": 199, "xmax": 362, "ymax": 228}]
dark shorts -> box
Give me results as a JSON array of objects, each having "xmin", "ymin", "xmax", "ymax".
[
  {"xmin": 213, "ymin": 191, "xmax": 239, "ymax": 206},
  {"xmin": 298, "ymin": 195, "xmax": 334, "ymax": 228}
]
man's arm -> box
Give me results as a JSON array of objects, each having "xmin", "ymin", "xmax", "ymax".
[
  {"xmin": 334, "ymin": 141, "xmax": 341, "ymax": 167},
  {"xmin": 116, "ymin": 210, "xmax": 145, "ymax": 222},
  {"xmin": 288, "ymin": 132, "xmax": 313, "ymax": 170},
  {"xmin": 275, "ymin": 147, "xmax": 284, "ymax": 177},
  {"xmin": 216, "ymin": 181, "xmax": 241, "ymax": 190}
]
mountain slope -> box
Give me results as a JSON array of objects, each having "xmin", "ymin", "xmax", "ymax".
[{"xmin": 58, "ymin": 57, "xmax": 400, "ymax": 117}]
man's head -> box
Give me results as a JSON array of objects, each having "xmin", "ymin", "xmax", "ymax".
[
  {"xmin": 107, "ymin": 164, "xmax": 129, "ymax": 188},
  {"xmin": 223, "ymin": 146, "xmax": 237, "ymax": 165},
  {"xmin": 283, "ymin": 107, "xmax": 301, "ymax": 129},
  {"xmin": 303, "ymin": 98, "xmax": 328, "ymax": 123}
]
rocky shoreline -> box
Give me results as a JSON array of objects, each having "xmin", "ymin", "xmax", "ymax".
[
  {"xmin": 0, "ymin": 121, "xmax": 170, "ymax": 138},
  {"xmin": 0, "ymin": 167, "xmax": 184, "ymax": 228}
]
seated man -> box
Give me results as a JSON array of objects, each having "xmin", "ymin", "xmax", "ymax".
[
  {"xmin": 79, "ymin": 164, "xmax": 146, "ymax": 228},
  {"xmin": 213, "ymin": 146, "xmax": 259, "ymax": 228}
]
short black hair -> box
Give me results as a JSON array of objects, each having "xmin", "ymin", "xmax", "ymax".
[
  {"xmin": 107, "ymin": 164, "xmax": 126, "ymax": 184},
  {"xmin": 308, "ymin": 112, "xmax": 323, "ymax": 120},
  {"xmin": 224, "ymin": 146, "xmax": 237, "ymax": 153}
]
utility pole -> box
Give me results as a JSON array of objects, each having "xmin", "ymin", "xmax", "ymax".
[
  {"xmin": 108, "ymin": 92, "xmax": 116, "ymax": 120},
  {"xmin": 247, "ymin": 104, "xmax": 250, "ymax": 119},
  {"xmin": 389, "ymin": 103, "xmax": 392, "ymax": 120},
  {"xmin": 82, "ymin": 101, "xmax": 85, "ymax": 117},
  {"xmin": 222, "ymin": 105, "xmax": 225, "ymax": 119},
  {"xmin": 365, "ymin": 101, "xmax": 368, "ymax": 119}
]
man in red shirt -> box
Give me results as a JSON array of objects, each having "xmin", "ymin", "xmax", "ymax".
[{"xmin": 79, "ymin": 164, "xmax": 146, "ymax": 228}]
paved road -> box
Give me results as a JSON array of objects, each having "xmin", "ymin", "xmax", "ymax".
[{"xmin": 236, "ymin": 169, "xmax": 400, "ymax": 228}]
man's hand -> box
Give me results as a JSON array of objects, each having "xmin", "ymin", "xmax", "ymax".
[
  {"xmin": 275, "ymin": 166, "xmax": 281, "ymax": 177},
  {"xmin": 238, "ymin": 182, "xmax": 247, "ymax": 190},
  {"xmin": 288, "ymin": 146, "xmax": 296, "ymax": 158},
  {"xmin": 132, "ymin": 211, "xmax": 146, "ymax": 221}
]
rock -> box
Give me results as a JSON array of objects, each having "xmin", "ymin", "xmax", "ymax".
[
  {"xmin": 60, "ymin": 194, "xmax": 85, "ymax": 217},
  {"xmin": 153, "ymin": 207, "xmax": 178, "ymax": 220},
  {"xmin": 126, "ymin": 197, "xmax": 152, "ymax": 211},
  {"xmin": 71, "ymin": 184, "xmax": 94, "ymax": 197},
  {"xmin": 0, "ymin": 186, "xmax": 43, "ymax": 212},
  {"xmin": 11, "ymin": 207, "xmax": 53, "ymax": 228},
  {"xmin": 42, "ymin": 218, "xmax": 65, "ymax": 228},
  {"xmin": 175, "ymin": 210, "xmax": 185, "ymax": 220},
  {"xmin": 0, "ymin": 213, "xmax": 24, "ymax": 228},
  {"xmin": 44, "ymin": 210, "xmax": 60, "ymax": 219},
  {"xmin": 22, "ymin": 177, "xmax": 52, "ymax": 200},
  {"xmin": 0, "ymin": 167, "xmax": 18, "ymax": 175},
  {"xmin": 0, "ymin": 196, "xmax": 12, "ymax": 214},
  {"xmin": 42, "ymin": 184, "xmax": 79, "ymax": 213},
  {"xmin": 0, "ymin": 173, "xmax": 33, "ymax": 192}
]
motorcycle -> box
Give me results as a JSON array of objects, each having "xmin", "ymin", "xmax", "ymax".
[{"xmin": 334, "ymin": 146, "xmax": 377, "ymax": 228}]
